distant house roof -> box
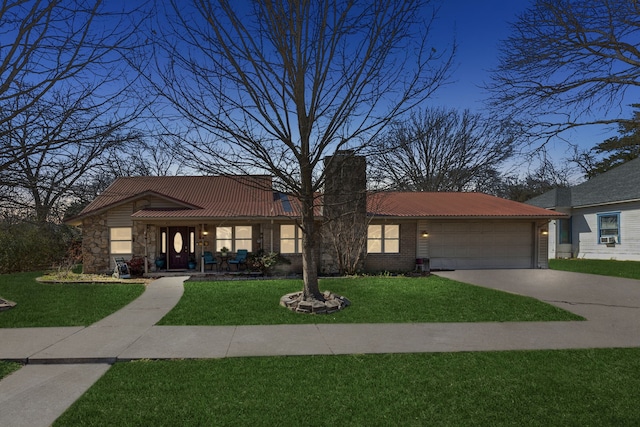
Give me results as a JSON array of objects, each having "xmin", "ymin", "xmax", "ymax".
[
  {"xmin": 368, "ymin": 192, "xmax": 566, "ymax": 219},
  {"xmin": 70, "ymin": 175, "xmax": 564, "ymax": 224},
  {"xmin": 527, "ymin": 157, "xmax": 640, "ymax": 209}
]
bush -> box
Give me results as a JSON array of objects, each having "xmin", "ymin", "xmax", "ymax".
[
  {"xmin": 0, "ymin": 220, "xmax": 80, "ymax": 274},
  {"xmin": 126, "ymin": 256, "xmax": 149, "ymax": 276},
  {"xmin": 247, "ymin": 250, "xmax": 290, "ymax": 275}
]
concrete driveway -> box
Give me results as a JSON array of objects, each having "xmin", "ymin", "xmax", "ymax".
[{"xmin": 435, "ymin": 269, "xmax": 640, "ymax": 340}]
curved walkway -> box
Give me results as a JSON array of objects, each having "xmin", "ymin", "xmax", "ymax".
[
  {"xmin": 1, "ymin": 270, "xmax": 640, "ymax": 426},
  {"xmin": 0, "ymin": 276, "xmax": 187, "ymax": 427}
]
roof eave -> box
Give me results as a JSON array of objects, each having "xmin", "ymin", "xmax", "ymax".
[
  {"xmin": 573, "ymin": 197, "xmax": 640, "ymax": 209},
  {"xmin": 367, "ymin": 214, "xmax": 568, "ymax": 220}
]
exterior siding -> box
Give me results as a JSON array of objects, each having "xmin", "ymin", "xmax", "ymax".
[
  {"xmin": 107, "ymin": 203, "xmax": 134, "ymax": 227},
  {"xmin": 573, "ymin": 201, "xmax": 640, "ymax": 261}
]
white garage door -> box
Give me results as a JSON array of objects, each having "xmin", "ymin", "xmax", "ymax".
[{"xmin": 428, "ymin": 221, "xmax": 534, "ymax": 270}]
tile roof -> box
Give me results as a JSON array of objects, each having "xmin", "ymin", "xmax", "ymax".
[
  {"xmin": 76, "ymin": 175, "xmax": 300, "ymax": 219},
  {"xmin": 368, "ymin": 191, "xmax": 566, "ymax": 218},
  {"xmin": 72, "ymin": 176, "xmax": 564, "ymax": 222}
]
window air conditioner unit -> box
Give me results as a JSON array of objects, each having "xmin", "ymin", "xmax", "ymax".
[{"xmin": 600, "ymin": 236, "xmax": 616, "ymax": 244}]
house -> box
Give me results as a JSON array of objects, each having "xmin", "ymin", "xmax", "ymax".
[
  {"xmin": 526, "ymin": 157, "xmax": 640, "ymax": 261},
  {"xmin": 67, "ymin": 155, "xmax": 564, "ymax": 274}
]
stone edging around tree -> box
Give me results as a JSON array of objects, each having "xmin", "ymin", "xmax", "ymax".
[{"xmin": 280, "ymin": 291, "xmax": 351, "ymax": 314}]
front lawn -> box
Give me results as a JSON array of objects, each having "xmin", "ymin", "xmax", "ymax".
[
  {"xmin": 0, "ymin": 272, "xmax": 145, "ymax": 327},
  {"xmin": 0, "ymin": 361, "xmax": 21, "ymax": 381},
  {"xmin": 159, "ymin": 276, "xmax": 582, "ymax": 325},
  {"xmin": 56, "ymin": 348, "xmax": 640, "ymax": 426},
  {"xmin": 550, "ymin": 258, "xmax": 640, "ymax": 280}
]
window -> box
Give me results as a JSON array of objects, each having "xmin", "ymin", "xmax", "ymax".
[
  {"xmin": 235, "ymin": 226, "xmax": 252, "ymax": 251},
  {"xmin": 216, "ymin": 226, "xmax": 252, "ymax": 251},
  {"xmin": 280, "ymin": 224, "xmax": 302, "ymax": 253},
  {"xmin": 216, "ymin": 227, "xmax": 232, "ymax": 251},
  {"xmin": 557, "ymin": 218, "xmax": 572, "ymax": 244},
  {"xmin": 598, "ymin": 212, "xmax": 620, "ymax": 243},
  {"xmin": 367, "ymin": 224, "xmax": 400, "ymax": 253},
  {"xmin": 160, "ymin": 229, "xmax": 167, "ymax": 254},
  {"xmin": 110, "ymin": 227, "xmax": 132, "ymax": 254}
]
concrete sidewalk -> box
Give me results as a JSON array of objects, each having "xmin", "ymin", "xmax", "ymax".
[
  {"xmin": 1, "ymin": 270, "xmax": 640, "ymax": 427},
  {"xmin": 0, "ymin": 276, "xmax": 187, "ymax": 427}
]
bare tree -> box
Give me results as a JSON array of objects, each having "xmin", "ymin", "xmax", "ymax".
[
  {"xmin": 0, "ymin": 0, "xmax": 149, "ymax": 172},
  {"xmin": 369, "ymin": 107, "xmax": 516, "ymax": 192},
  {"xmin": 0, "ymin": 88, "xmax": 142, "ymax": 223},
  {"xmin": 499, "ymin": 157, "xmax": 571, "ymax": 202},
  {"xmin": 66, "ymin": 136, "xmax": 185, "ymax": 219},
  {"xmin": 153, "ymin": 0, "xmax": 454, "ymax": 302},
  {"xmin": 487, "ymin": 0, "xmax": 640, "ymax": 143}
]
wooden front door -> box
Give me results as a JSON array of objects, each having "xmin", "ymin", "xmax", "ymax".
[{"xmin": 168, "ymin": 227, "xmax": 189, "ymax": 269}]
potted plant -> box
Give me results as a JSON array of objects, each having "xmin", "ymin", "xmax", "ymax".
[
  {"xmin": 220, "ymin": 246, "xmax": 229, "ymax": 257},
  {"xmin": 155, "ymin": 254, "xmax": 166, "ymax": 270},
  {"xmin": 188, "ymin": 255, "xmax": 197, "ymax": 270}
]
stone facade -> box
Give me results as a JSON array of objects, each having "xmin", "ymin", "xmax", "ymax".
[
  {"xmin": 132, "ymin": 222, "xmax": 159, "ymax": 273},
  {"xmin": 81, "ymin": 212, "xmax": 109, "ymax": 274}
]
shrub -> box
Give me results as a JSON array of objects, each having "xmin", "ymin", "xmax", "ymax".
[
  {"xmin": 0, "ymin": 220, "xmax": 80, "ymax": 274},
  {"xmin": 247, "ymin": 250, "xmax": 290, "ymax": 275},
  {"xmin": 126, "ymin": 256, "xmax": 149, "ymax": 276}
]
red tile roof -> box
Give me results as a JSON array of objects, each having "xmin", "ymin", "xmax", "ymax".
[
  {"xmin": 76, "ymin": 175, "xmax": 301, "ymax": 220},
  {"xmin": 72, "ymin": 176, "xmax": 563, "ymax": 222},
  {"xmin": 367, "ymin": 192, "xmax": 566, "ymax": 218}
]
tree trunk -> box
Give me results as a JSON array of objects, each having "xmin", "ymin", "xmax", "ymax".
[{"xmin": 300, "ymin": 194, "xmax": 323, "ymax": 301}]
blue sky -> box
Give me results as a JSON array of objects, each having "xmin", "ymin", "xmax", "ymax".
[
  {"xmin": 428, "ymin": 1, "xmax": 528, "ymax": 111},
  {"xmin": 152, "ymin": 1, "xmax": 627, "ymax": 180},
  {"xmin": 424, "ymin": 1, "xmax": 627, "ymax": 179}
]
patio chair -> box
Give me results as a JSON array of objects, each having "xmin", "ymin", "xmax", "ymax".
[
  {"xmin": 113, "ymin": 257, "xmax": 131, "ymax": 279},
  {"xmin": 228, "ymin": 249, "xmax": 248, "ymax": 271},
  {"xmin": 203, "ymin": 251, "xmax": 218, "ymax": 271}
]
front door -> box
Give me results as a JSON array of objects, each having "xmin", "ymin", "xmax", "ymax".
[{"xmin": 168, "ymin": 227, "xmax": 189, "ymax": 269}]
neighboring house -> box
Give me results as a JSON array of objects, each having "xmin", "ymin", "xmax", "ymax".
[
  {"xmin": 526, "ymin": 157, "xmax": 640, "ymax": 261},
  {"xmin": 67, "ymin": 156, "xmax": 564, "ymax": 274}
]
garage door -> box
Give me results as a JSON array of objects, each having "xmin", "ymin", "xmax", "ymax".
[{"xmin": 428, "ymin": 221, "xmax": 534, "ymax": 270}]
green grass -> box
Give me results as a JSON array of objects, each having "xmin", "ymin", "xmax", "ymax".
[
  {"xmin": 56, "ymin": 348, "xmax": 640, "ymax": 426},
  {"xmin": 0, "ymin": 361, "xmax": 21, "ymax": 380},
  {"xmin": 0, "ymin": 272, "xmax": 145, "ymax": 327},
  {"xmin": 159, "ymin": 276, "xmax": 582, "ymax": 325},
  {"xmin": 550, "ymin": 258, "xmax": 640, "ymax": 280}
]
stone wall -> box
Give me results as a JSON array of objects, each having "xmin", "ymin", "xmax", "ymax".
[
  {"xmin": 81, "ymin": 213, "xmax": 109, "ymax": 274},
  {"xmin": 132, "ymin": 222, "xmax": 158, "ymax": 272}
]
